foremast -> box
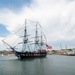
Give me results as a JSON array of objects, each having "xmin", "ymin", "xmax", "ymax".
[{"xmin": 22, "ymin": 20, "xmax": 30, "ymax": 52}]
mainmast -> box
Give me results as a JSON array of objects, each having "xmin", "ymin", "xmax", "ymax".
[{"xmin": 34, "ymin": 22, "xmax": 40, "ymax": 50}]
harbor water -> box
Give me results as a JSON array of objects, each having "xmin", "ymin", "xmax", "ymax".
[{"xmin": 0, "ymin": 55, "xmax": 75, "ymax": 75}]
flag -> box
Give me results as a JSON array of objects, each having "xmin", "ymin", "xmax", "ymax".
[{"xmin": 46, "ymin": 44, "xmax": 52, "ymax": 49}]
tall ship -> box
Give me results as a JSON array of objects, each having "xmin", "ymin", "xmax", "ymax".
[{"xmin": 2, "ymin": 20, "xmax": 47, "ymax": 59}]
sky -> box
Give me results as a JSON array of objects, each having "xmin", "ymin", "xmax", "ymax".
[{"xmin": 0, "ymin": 0, "xmax": 75, "ymax": 50}]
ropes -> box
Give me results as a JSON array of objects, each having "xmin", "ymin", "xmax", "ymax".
[
  {"xmin": 3, "ymin": 19, "xmax": 47, "ymax": 50},
  {"xmin": 25, "ymin": 19, "xmax": 47, "ymax": 44},
  {"xmin": 37, "ymin": 22, "xmax": 47, "ymax": 44}
]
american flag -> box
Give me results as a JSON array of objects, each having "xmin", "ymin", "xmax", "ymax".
[{"xmin": 46, "ymin": 44, "xmax": 52, "ymax": 49}]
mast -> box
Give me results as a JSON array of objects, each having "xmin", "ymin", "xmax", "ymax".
[
  {"xmin": 34, "ymin": 22, "xmax": 39, "ymax": 51},
  {"xmin": 22, "ymin": 20, "xmax": 30, "ymax": 52},
  {"xmin": 40, "ymin": 30, "xmax": 43, "ymax": 50}
]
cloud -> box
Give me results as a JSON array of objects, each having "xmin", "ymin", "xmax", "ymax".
[{"xmin": 0, "ymin": 0, "xmax": 75, "ymax": 50}]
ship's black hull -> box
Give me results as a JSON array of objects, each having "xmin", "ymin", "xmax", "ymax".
[{"xmin": 15, "ymin": 51, "xmax": 47, "ymax": 59}]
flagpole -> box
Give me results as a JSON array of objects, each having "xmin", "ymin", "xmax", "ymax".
[
  {"xmin": 60, "ymin": 43, "xmax": 62, "ymax": 50},
  {"xmin": 65, "ymin": 44, "xmax": 67, "ymax": 50}
]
